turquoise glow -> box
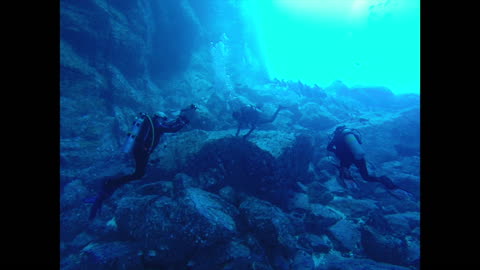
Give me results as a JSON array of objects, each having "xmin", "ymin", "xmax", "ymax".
[{"xmin": 245, "ymin": 0, "xmax": 420, "ymax": 95}]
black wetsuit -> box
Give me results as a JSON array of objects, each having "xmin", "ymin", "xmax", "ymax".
[
  {"xmin": 88, "ymin": 114, "xmax": 189, "ymax": 220},
  {"xmin": 233, "ymin": 105, "xmax": 285, "ymax": 139},
  {"xmin": 327, "ymin": 128, "xmax": 396, "ymax": 190}
]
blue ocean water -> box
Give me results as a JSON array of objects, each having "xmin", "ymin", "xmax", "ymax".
[{"xmin": 60, "ymin": 0, "xmax": 420, "ymax": 269}]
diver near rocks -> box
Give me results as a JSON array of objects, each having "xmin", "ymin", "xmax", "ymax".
[
  {"xmin": 327, "ymin": 125, "xmax": 413, "ymax": 198},
  {"xmin": 86, "ymin": 104, "xmax": 197, "ymax": 220},
  {"xmin": 232, "ymin": 104, "xmax": 288, "ymax": 139}
]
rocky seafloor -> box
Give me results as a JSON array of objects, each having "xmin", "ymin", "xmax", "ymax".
[{"xmin": 60, "ymin": 82, "xmax": 420, "ymax": 270}]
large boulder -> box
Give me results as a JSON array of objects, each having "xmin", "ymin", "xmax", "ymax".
[
  {"xmin": 286, "ymin": 192, "xmax": 311, "ymax": 213},
  {"xmin": 384, "ymin": 212, "xmax": 420, "ymax": 237},
  {"xmin": 184, "ymin": 136, "xmax": 278, "ymax": 196},
  {"xmin": 304, "ymin": 204, "xmax": 343, "ymax": 235},
  {"xmin": 290, "ymin": 249, "xmax": 315, "ymax": 270},
  {"xmin": 313, "ymin": 156, "xmax": 339, "ymax": 182},
  {"xmin": 326, "ymin": 219, "xmax": 362, "ymax": 254},
  {"xmin": 178, "ymin": 188, "xmax": 240, "ymax": 246},
  {"xmin": 361, "ymin": 226, "xmax": 409, "ymax": 266},
  {"xmin": 239, "ymin": 197, "xmax": 298, "ymax": 256},
  {"xmin": 114, "ymin": 188, "xmax": 240, "ymax": 266}
]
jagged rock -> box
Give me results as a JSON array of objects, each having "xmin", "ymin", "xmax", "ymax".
[
  {"xmin": 172, "ymin": 172, "xmax": 198, "ymax": 193},
  {"xmin": 276, "ymin": 134, "xmax": 315, "ymax": 185},
  {"xmin": 239, "ymin": 197, "xmax": 298, "ymax": 256},
  {"xmin": 298, "ymin": 102, "xmax": 338, "ymax": 130},
  {"xmin": 313, "ymin": 156, "xmax": 338, "ymax": 182},
  {"xmin": 78, "ymin": 241, "xmax": 143, "ymax": 270},
  {"xmin": 153, "ymin": 129, "xmax": 210, "ymax": 172},
  {"xmin": 290, "ymin": 249, "xmax": 315, "ymax": 270},
  {"xmin": 288, "ymin": 210, "xmax": 308, "ymax": 235},
  {"xmin": 405, "ymin": 235, "xmax": 420, "ymax": 268},
  {"xmin": 66, "ymin": 232, "xmax": 95, "ymax": 256},
  {"xmin": 327, "ymin": 219, "xmax": 362, "ymax": 253},
  {"xmin": 250, "ymin": 130, "xmax": 297, "ymax": 158},
  {"xmin": 178, "ymin": 188, "xmax": 240, "ymax": 246},
  {"xmin": 306, "ymin": 181, "xmax": 334, "ymax": 205},
  {"xmin": 218, "ymin": 185, "xmax": 237, "ymax": 205},
  {"xmin": 242, "ymin": 233, "xmax": 276, "ymax": 269},
  {"xmin": 298, "ymin": 233, "xmax": 331, "ymax": 253},
  {"xmin": 114, "ymin": 188, "xmax": 239, "ymax": 266},
  {"xmin": 390, "ymin": 173, "xmax": 420, "ymax": 199},
  {"xmin": 85, "ymin": 206, "xmax": 122, "ymax": 241},
  {"xmin": 361, "ymin": 226, "xmax": 409, "ymax": 266},
  {"xmin": 384, "ymin": 212, "xmax": 420, "ymax": 237},
  {"xmin": 185, "ymin": 136, "xmax": 277, "ymax": 195},
  {"xmin": 364, "ymin": 211, "xmax": 391, "ymax": 235},
  {"xmin": 60, "ymin": 180, "xmax": 88, "ymax": 212},
  {"xmin": 61, "ymin": 207, "xmax": 90, "ymax": 242},
  {"xmin": 323, "ymin": 177, "xmax": 347, "ymax": 194},
  {"xmin": 304, "ymin": 204, "xmax": 343, "ymax": 235},
  {"xmin": 329, "ymin": 197, "xmax": 380, "ymax": 218},
  {"xmin": 115, "ymin": 195, "xmax": 176, "ymax": 239},
  {"xmin": 185, "ymin": 239, "xmax": 251, "ymax": 270},
  {"xmin": 287, "ymin": 192, "xmax": 311, "ymax": 212}
]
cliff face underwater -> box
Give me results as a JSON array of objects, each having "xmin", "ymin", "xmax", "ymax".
[{"xmin": 60, "ymin": 0, "xmax": 420, "ymax": 269}]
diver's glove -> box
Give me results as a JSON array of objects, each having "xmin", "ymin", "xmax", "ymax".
[
  {"xmin": 178, "ymin": 114, "xmax": 190, "ymax": 124},
  {"xmin": 179, "ymin": 104, "xmax": 197, "ymax": 122}
]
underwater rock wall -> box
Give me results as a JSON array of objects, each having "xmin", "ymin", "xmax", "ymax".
[{"xmin": 60, "ymin": 0, "xmax": 266, "ymax": 174}]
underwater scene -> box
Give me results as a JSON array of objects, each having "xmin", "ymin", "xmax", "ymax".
[{"xmin": 60, "ymin": 0, "xmax": 420, "ymax": 269}]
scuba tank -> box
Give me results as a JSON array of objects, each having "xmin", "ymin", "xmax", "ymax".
[
  {"xmin": 123, "ymin": 113, "xmax": 147, "ymax": 153},
  {"xmin": 343, "ymin": 129, "xmax": 366, "ymax": 160}
]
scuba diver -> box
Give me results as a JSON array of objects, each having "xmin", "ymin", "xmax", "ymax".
[
  {"xmin": 327, "ymin": 125, "xmax": 412, "ymax": 198},
  {"xmin": 232, "ymin": 104, "xmax": 287, "ymax": 139},
  {"xmin": 86, "ymin": 104, "xmax": 197, "ymax": 220}
]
